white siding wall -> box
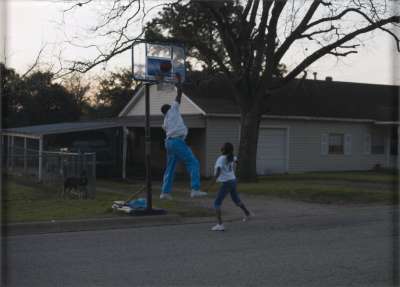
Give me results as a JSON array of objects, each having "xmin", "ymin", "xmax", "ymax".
[
  {"xmin": 204, "ymin": 117, "xmax": 394, "ymax": 176},
  {"xmin": 205, "ymin": 117, "xmax": 240, "ymax": 176},
  {"xmin": 126, "ymin": 84, "xmax": 201, "ymax": 116},
  {"xmin": 285, "ymin": 120, "xmax": 391, "ymax": 172}
]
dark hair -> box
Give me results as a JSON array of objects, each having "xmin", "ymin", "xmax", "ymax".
[
  {"xmin": 221, "ymin": 142, "xmax": 234, "ymax": 163},
  {"xmin": 161, "ymin": 104, "xmax": 171, "ymax": 115}
]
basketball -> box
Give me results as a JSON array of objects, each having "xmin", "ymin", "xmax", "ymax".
[{"xmin": 160, "ymin": 62, "xmax": 172, "ymax": 73}]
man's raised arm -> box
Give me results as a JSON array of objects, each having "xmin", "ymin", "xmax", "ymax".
[{"xmin": 175, "ymin": 73, "xmax": 182, "ymax": 104}]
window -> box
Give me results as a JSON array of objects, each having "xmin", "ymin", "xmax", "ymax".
[
  {"xmin": 371, "ymin": 132, "xmax": 384, "ymax": 155},
  {"xmin": 329, "ymin": 133, "xmax": 344, "ymax": 154}
]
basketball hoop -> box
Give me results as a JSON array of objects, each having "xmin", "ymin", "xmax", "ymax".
[{"xmin": 132, "ymin": 41, "xmax": 186, "ymax": 84}]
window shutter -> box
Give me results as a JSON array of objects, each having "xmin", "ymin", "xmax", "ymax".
[
  {"xmin": 344, "ymin": 134, "xmax": 352, "ymax": 155},
  {"xmin": 321, "ymin": 133, "xmax": 328, "ymax": 155},
  {"xmin": 364, "ymin": 134, "xmax": 371, "ymax": 155}
]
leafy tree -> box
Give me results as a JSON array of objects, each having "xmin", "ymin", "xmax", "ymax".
[
  {"xmin": 91, "ymin": 69, "xmax": 137, "ymax": 118},
  {"xmin": 1, "ymin": 63, "xmax": 81, "ymax": 127},
  {"xmin": 22, "ymin": 71, "xmax": 81, "ymax": 126},
  {"xmin": 61, "ymin": 73, "xmax": 92, "ymax": 117},
  {"xmin": 1, "ymin": 63, "xmax": 28, "ymax": 127},
  {"xmin": 63, "ymin": 0, "xmax": 400, "ymax": 181}
]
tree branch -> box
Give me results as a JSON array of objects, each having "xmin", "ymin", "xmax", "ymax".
[
  {"xmin": 61, "ymin": 39, "xmax": 136, "ymax": 76},
  {"xmin": 328, "ymin": 50, "xmax": 358, "ymax": 56},
  {"xmin": 60, "ymin": 0, "xmax": 185, "ymax": 76},
  {"xmin": 274, "ymin": 0, "xmax": 322, "ymax": 65},
  {"xmin": 376, "ymin": 23, "xmax": 400, "ymax": 52},
  {"xmin": 284, "ymin": 15, "xmax": 400, "ymax": 83},
  {"xmin": 262, "ymin": 0, "xmax": 288, "ymax": 82},
  {"xmin": 242, "ymin": 0, "xmax": 254, "ymax": 21},
  {"xmin": 300, "ymin": 25, "xmax": 337, "ymax": 40},
  {"xmin": 21, "ymin": 45, "xmax": 46, "ymax": 78},
  {"xmin": 247, "ymin": 0, "xmax": 273, "ymax": 82},
  {"xmin": 202, "ymin": 3, "xmax": 241, "ymax": 71},
  {"xmin": 63, "ymin": 0, "xmax": 93, "ymax": 13},
  {"xmin": 275, "ymin": 4, "xmax": 400, "ymax": 66},
  {"xmin": 90, "ymin": 0, "xmax": 140, "ymax": 32},
  {"xmin": 248, "ymin": 0, "xmax": 261, "ymax": 31}
]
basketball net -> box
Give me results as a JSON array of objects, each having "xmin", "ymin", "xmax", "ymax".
[{"xmin": 154, "ymin": 72, "xmax": 165, "ymax": 83}]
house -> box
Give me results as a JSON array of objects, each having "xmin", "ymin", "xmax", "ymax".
[
  {"xmin": 3, "ymin": 77, "xmax": 398, "ymax": 181},
  {"xmin": 118, "ymin": 77, "xmax": 399, "ymax": 177}
]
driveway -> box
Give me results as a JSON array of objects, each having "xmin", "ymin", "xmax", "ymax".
[{"xmin": 4, "ymin": 196, "xmax": 397, "ymax": 287}]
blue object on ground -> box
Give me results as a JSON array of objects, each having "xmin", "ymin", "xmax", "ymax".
[{"xmin": 127, "ymin": 198, "xmax": 147, "ymax": 209}]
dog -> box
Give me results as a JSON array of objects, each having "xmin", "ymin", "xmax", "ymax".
[{"xmin": 62, "ymin": 171, "xmax": 88, "ymax": 199}]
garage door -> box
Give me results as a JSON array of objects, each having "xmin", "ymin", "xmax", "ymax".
[{"xmin": 256, "ymin": 128, "xmax": 287, "ymax": 174}]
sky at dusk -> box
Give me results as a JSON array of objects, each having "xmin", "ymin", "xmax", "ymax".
[{"xmin": 2, "ymin": 0, "xmax": 399, "ymax": 86}]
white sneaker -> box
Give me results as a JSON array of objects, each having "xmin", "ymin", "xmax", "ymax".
[
  {"xmin": 190, "ymin": 190, "xmax": 207, "ymax": 198},
  {"xmin": 160, "ymin": 193, "xmax": 172, "ymax": 200},
  {"xmin": 211, "ymin": 224, "xmax": 225, "ymax": 231},
  {"xmin": 242, "ymin": 212, "xmax": 255, "ymax": 222}
]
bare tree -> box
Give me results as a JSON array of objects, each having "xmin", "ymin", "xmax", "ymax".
[
  {"xmin": 59, "ymin": 0, "xmax": 175, "ymax": 76},
  {"xmin": 62, "ymin": 0, "xmax": 400, "ymax": 181},
  {"xmin": 20, "ymin": 45, "xmax": 47, "ymax": 78}
]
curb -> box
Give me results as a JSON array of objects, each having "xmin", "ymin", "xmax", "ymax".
[{"xmin": 5, "ymin": 215, "xmax": 221, "ymax": 236}]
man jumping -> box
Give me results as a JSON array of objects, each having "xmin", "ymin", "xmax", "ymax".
[{"xmin": 160, "ymin": 76, "xmax": 207, "ymax": 200}]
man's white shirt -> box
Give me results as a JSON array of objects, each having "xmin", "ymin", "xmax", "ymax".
[{"xmin": 163, "ymin": 101, "xmax": 188, "ymax": 139}]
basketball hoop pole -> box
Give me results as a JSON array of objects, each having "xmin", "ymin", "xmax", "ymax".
[
  {"xmin": 128, "ymin": 81, "xmax": 165, "ymax": 215},
  {"xmin": 144, "ymin": 83, "xmax": 152, "ymax": 212}
]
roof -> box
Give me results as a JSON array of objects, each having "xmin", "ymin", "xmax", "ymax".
[
  {"xmin": 2, "ymin": 119, "xmax": 125, "ymax": 138},
  {"xmin": 182, "ymin": 77, "xmax": 399, "ymax": 123},
  {"xmin": 4, "ymin": 77, "xmax": 398, "ymax": 138},
  {"xmin": 1, "ymin": 115, "xmax": 206, "ymax": 138}
]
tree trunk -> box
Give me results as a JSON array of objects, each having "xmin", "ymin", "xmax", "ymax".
[{"xmin": 237, "ymin": 111, "xmax": 262, "ymax": 182}]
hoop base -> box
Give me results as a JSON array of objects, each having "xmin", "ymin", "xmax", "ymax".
[{"xmin": 129, "ymin": 208, "xmax": 167, "ymax": 216}]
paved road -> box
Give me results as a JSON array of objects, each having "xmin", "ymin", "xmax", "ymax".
[{"xmin": 4, "ymin": 199, "xmax": 397, "ymax": 287}]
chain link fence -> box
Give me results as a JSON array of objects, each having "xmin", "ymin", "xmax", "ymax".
[{"xmin": 3, "ymin": 142, "xmax": 96, "ymax": 199}]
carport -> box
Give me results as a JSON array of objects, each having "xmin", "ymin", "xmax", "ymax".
[
  {"xmin": 1, "ymin": 114, "xmax": 206, "ymax": 181},
  {"xmin": 2, "ymin": 119, "xmax": 126, "ymax": 181}
]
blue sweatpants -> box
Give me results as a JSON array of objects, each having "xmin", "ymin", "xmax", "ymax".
[
  {"xmin": 214, "ymin": 179, "xmax": 241, "ymax": 209},
  {"xmin": 161, "ymin": 138, "xmax": 200, "ymax": 193}
]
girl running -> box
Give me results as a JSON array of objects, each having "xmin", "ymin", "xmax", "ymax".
[{"xmin": 211, "ymin": 142, "xmax": 252, "ymax": 231}]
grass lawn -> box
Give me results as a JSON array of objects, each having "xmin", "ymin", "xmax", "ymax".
[
  {"xmin": 4, "ymin": 180, "xmax": 120, "ymax": 223},
  {"xmin": 3, "ymin": 177, "xmax": 214, "ymax": 223},
  {"xmin": 258, "ymin": 170, "xmax": 398, "ymax": 184},
  {"xmin": 3, "ymin": 171, "xmax": 397, "ymax": 223},
  {"xmin": 234, "ymin": 170, "xmax": 397, "ymax": 204},
  {"xmin": 202, "ymin": 170, "xmax": 397, "ymax": 204}
]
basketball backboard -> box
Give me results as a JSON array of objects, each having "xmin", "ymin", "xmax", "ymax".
[{"xmin": 132, "ymin": 41, "xmax": 186, "ymax": 83}]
